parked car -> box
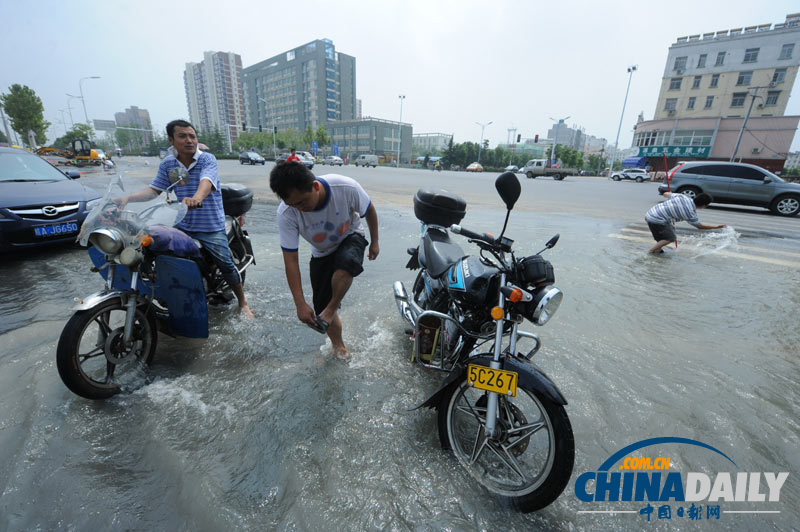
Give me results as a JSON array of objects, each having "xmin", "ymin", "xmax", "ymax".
[
  {"xmin": 504, "ymin": 164, "xmax": 519, "ymax": 173},
  {"xmin": 520, "ymin": 159, "xmax": 574, "ymax": 180},
  {"xmin": 610, "ymin": 168, "xmax": 649, "ymax": 182},
  {"xmin": 296, "ymin": 151, "xmax": 315, "ymax": 169},
  {"xmin": 322, "ymin": 155, "xmax": 343, "ymax": 166},
  {"xmin": 0, "ymin": 147, "xmax": 102, "ymax": 251},
  {"xmin": 466, "ymin": 162, "xmax": 484, "ymax": 172},
  {"xmin": 657, "ymin": 161, "xmax": 800, "ymax": 216},
  {"xmin": 239, "ymin": 152, "xmax": 266, "ymax": 165},
  {"xmin": 354, "ymin": 154, "xmax": 379, "ymax": 168}
]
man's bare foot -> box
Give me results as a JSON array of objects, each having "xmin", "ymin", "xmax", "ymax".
[
  {"xmin": 332, "ymin": 345, "xmax": 350, "ymax": 360},
  {"xmin": 239, "ymin": 304, "xmax": 255, "ymax": 319}
]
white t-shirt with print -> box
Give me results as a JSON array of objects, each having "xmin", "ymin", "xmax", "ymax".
[{"xmin": 277, "ymin": 175, "xmax": 372, "ymax": 258}]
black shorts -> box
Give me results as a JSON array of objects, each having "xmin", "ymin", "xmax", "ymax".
[
  {"xmin": 647, "ymin": 222, "xmax": 676, "ymax": 242},
  {"xmin": 309, "ymin": 233, "xmax": 368, "ymax": 314}
]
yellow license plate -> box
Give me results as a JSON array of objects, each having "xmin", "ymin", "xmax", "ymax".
[{"xmin": 467, "ymin": 364, "xmax": 518, "ymax": 397}]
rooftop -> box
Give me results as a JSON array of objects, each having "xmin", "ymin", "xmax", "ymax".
[{"xmin": 673, "ymin": 13, "xmax": 800, "ymax": 45}]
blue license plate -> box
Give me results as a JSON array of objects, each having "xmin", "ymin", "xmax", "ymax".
[{"xmin": 33, "ymin": 221, "xmax": 79, "ymax": 237}]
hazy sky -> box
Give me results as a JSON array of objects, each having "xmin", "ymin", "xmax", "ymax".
[{"xmin": 2, "ymin": 0, "xmax": 799, "ymax": 150}]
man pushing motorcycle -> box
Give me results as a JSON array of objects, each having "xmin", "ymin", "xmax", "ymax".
[
  {"xmin": 116, "ymin": 119, "xmax": 253, "ymax": 318},
  {"xmin": 269, "ymin": 162, "xmax": 379, "ymax": 357}
]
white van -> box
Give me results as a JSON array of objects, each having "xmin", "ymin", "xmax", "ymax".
[{"xmin": 354, "ymin": 154, "xmax": 379, "ymax": 168}]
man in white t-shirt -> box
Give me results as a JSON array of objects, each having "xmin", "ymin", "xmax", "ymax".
[{"xmin": 270, "ymin": 162, "xmax": 380, "ymax": 357}]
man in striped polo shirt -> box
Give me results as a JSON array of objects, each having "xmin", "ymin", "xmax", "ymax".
[
  {"xmin": 118, "ymin": 120, "xmax": 253, "ymax": 317},
  {"xmin": 645, "ymin": 191, "xmax": 726, "ymax": 254}
]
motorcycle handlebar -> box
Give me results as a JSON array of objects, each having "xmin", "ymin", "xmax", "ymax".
[{"xmin": 450, "ymin": 224, "xmax": 494, "ymax": 245}]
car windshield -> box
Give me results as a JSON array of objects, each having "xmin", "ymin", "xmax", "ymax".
[{"xmin": 0, "ymin": 151, "xmax": 68, "ymax": 182}]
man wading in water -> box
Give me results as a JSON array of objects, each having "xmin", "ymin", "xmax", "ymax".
[{"xmin": 645, "ymin": 191, "xmax": 726, "ymax": 254}]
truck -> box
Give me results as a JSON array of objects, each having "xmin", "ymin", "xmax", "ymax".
[{"xmin": 520, "ymin": 159, "xmax": 576, "ymax": 181}]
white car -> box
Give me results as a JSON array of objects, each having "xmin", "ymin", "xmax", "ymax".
[
  {"xmin": 322, "ymin": 155, "xmax": 343, "ymax": 166},
  {"xmin": 504, "ymin": 165, "xmax": 519, "ymax": 173},
  {"xmin": 610, "ymin": 168, "xmax": 649, "ymax": 182}
]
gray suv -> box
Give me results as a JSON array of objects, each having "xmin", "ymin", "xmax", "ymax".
[{"xmin": 658, "ymin": 161, "xmax": 800, "ymax": 216}]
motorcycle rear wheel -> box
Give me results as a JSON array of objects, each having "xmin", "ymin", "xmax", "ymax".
[
  {"xmin": 56, "ymin": 299, "xmax": 158, "ymax": 399},
  {"xmin": 437, "ymin": 380, "xmax": 574, "ymax": 512}
]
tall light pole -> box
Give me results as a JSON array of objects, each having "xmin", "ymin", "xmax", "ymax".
[
  {"xmin": 397, "ymin": 95, "xmax": 405, "ymax": 167},
  {"xmin": 730, "ymin": 85, "xmax": 770, "ymax": 162},
  {"xmin": 258, "ymin": 97, "xmax": 279, "ymax": 159},
  {"xmin": 548, "ymin": 115, "xmax": 570, "ymax": 166},
  {"xmin": 65, "ymin": 95, "xmax": 79, "ymax": 127},
  {"xmin": 475, "ymin": 120, "xmax": 493, "ymax": 163},
  {"xmin": 610, "ymin": 65, "xmax": 637, "ymax": 173},
  {"xmin": 78, "ymin": 76, "xmax": 101, "ymax": 125}
]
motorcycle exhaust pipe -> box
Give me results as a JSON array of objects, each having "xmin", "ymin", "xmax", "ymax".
[{"xmin": 393, "ymin": 281, "xmax": 420, "ymax": 326}]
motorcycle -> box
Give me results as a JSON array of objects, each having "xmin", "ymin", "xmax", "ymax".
[
  {"xmin": 57, "ymin": 171, "xmax": 255, "ymax": 399},
  {"xmin": 393, "ymin": 172, "xmax": 574, "ymax": 512}
]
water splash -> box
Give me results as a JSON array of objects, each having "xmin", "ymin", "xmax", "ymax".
[{"xmin": 680, "ymin": 226, "xmax": 740, "ymax": 259}]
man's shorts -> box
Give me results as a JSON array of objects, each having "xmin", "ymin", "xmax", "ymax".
[
  {"xmin": 647, "ymin": 221, "xmax": 676, "ymax": 242},
  {"xmin": 309, "ymin": 233, "xmax": 368, "ymax": 314}
]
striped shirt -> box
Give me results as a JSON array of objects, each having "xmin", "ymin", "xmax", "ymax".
[
  {"xmin": 645, "ymin": 193, "xmax": 702, "ymax": 227},
  {"xmin": 151, "ymin": 147, "xmax": 225, "ymax": 232}
]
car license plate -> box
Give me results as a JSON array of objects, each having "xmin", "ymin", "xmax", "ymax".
[
  {"xmin": 468, "ymin": 364, "xmax": 517, "ymax": 397},
  {"xmin": 33, "ymin": 221, "xmax": 79, "ymax": 237}
]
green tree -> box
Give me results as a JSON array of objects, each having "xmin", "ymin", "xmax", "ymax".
[
  {"xmin": 302, "ymin": 125, "xmax": 315, "ymax": 149},
  {"xmin": 0, "ymin": 84, "xmax": 51, "ymax": 146},
  {"xmin": 200, "ymin": 127, "xmax": 227, "ymax": 154},
  {"xmin": 315, "ymin": 124, "xmax": 331, "ymax": 149},
  {"xmin": 51, "ymin": 123, "xmax": 95, "ymax": 149},
  {"xmin": 115, "ymin": 124, "xmax": 143, "ymax": 153}
]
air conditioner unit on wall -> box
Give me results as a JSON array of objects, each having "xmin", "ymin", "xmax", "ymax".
[
  {"xmin": 667, "ymin": 110, "xmax": 676, "ymax": 116},
  {"xmin": 752, "ymin": 147, "xmax": 762, "ymax": 154}
]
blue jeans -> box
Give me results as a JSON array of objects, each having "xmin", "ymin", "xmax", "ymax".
[{"xmin": 185, "ymin": 229, "xmax": 242, "ymax": 287}]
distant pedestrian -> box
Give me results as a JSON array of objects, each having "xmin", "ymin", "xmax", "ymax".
[
  {"xmin": 286, "ymin": 148, "xmax": 301, "ymax": 163},
  {"xmin": 645, "ymin": 192, "xmax": 726, "ymax": 254}
]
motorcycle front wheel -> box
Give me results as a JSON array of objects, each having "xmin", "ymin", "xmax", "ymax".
[
  {"xmin": 437, "ymin": 380, "xmax": 574, "ymax": 512},
  {"xmin": 56, "ymin": 299, "xmax": 158, "ymax": 399}
]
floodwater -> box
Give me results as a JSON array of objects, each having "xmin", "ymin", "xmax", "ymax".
[{"xmin": 1, "ymin": 175, "xmax": 798, "ymax": 530}]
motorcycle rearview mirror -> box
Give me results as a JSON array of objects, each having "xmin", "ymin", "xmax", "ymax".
[
  {"xmin": 536, "ymin": 234, "xmax": 560, "ymax": 254},
  {"xmin": 167, "ymin": 167, "xmax": 188, "ymax": 188},
  {"xmin": 495, "ymin": 172, "xmax": 521, "ymax": 210}
]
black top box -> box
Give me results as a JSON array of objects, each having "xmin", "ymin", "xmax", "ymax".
[
  {"xmin": 221, "ymin": 184, "xmax": 253, "ymax": 217},
  {"xmin": 413, "ymin": 189, "xmax": 467, "ymax": 227}
]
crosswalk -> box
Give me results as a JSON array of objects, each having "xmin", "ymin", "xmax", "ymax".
[{"xmin": 609, "ymin": 210, "xmax": 800, "ymax": 268}]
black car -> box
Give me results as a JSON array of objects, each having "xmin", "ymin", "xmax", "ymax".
[
  {"xmin": 0, "ymin": 147, "xmax": 102, "ymax": 251},
  {"xmin": 239, "ymin": 152, "xmax": 265, "ymax": 165}
]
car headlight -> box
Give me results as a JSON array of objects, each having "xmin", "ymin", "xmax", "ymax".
[
  {"xmin": 88, "ymin": 228, "xmax": 125, "ymax": 254},
  {"xmin": 530, "ymin": 286, "xmax": 563, "ymax": 325},
  {"xmin": 85, "ymin": 197, "xmax": 103, "ymax": 211}
]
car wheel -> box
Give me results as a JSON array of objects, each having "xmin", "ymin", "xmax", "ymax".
[
  {"xmin": 526, "ymin": 171, "xmax": 535, "ymax": 179},
  {"xmin": 240, "ymin": 160, "xmax": 244, "ymax": 165},
  {"xmin": 770, "ymin": 195, "xmax": 800, "ymax": 216},
  {"xmin": 677, "ymin": 186, "xmax": 701, "ymax": 199},
  {"xmin": 635, "ymin": 176, "xmax": 644, "ymax": 183},
  {"xmin": 613, "ymin": 175, "xmax": 620, "ymax": 181}
]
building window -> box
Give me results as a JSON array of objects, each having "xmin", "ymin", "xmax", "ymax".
[
  {"xmin": 669, "ymin": 77, "xmax": 682, "ymax": 90},
  {"xmin": 765, "ymin": 91, "xmax": 780, "ymax": 106},
  {"xmin": 664, "ymin": 98, "xmax": 678, "ymax": 111},
  {"xmin": 692, "ymin": 75, "xmax": 702, "ymax": 89},
  {"xmin": 286, "ymin": 50, "xmax": 295, "ymax": 61},
  {"xmin": 736, "ymin": 71, "xmax": 752, "ymax": 86},
  {"xmin": 772, "ymin": 68, "xmax": 787, "ymax": 83},
  {"xmin": 687, "ymin": 97, "xmax": 696, "ymax": 110},
  {"xmin": 779, "ymin": 43, "xmax": 794, "ymax": 60},
  {"xmin": 731, "ymin": 92, "xmax": 747, "ymax": 107},
  {"xmin": 704, "ymin": 95, "xmax": 714, "ymax": 108},
  {"xmin": 710, "ymin": 74, "xmax": 720, "ymax": 88},
  {"xmin": 743, "ymin": 48, "xmax": 760, "ymax": 63},
  {"xmin": 673, "ymin": 56, "xmax": 687, "ymax": 71},
  {"xmin": 697, "ymin": 54, "xmax": 707, "ymax": 68},
  {"xmin": 715, "ymin": 51, "xmax": 725, "ymax": 66}
]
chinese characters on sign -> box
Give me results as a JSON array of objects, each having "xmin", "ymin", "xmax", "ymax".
[
  {"xmin": 640, "ymin": 503, "xmax": 721, "ymax": 522},
  {"xmin": 637, "ymin": 146, "xmax": 712, "ymax": 158}
]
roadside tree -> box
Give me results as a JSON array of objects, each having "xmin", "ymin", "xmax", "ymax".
[{"xmin": 0, "ymin": 84, "xmax": 50, "ymax": 146}]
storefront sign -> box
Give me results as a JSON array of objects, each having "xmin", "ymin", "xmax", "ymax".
[{"xmin": 638, "ymin": 146, "xmax": 711, "ymax": 158}]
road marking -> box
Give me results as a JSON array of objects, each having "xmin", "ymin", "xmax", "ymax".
[
  {"xmin": 608, "ymin": 233, "xmax": 800, "ymax": 268},
  {"xmin": 621, "ymin": 227, "xmax": 800, "ymax": 258}
]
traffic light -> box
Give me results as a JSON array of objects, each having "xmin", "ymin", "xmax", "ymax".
[
  {"xmin": 516, "ymin": 134, "xmax": 521, "ymax": 143},
  {"xmin": 534, "ymin": 134, "xmax": 539, "ymax": 143},
  {"xmin": 242, "ymin": 123, "xmax": 247, "ymax": 131},
  {"xmin": 274, "ymin": 126, "xmax": 278, "ymax": 134},
  {"xmin": 259, "ymin": 125, "xmax": 263, "ymax": 132}
]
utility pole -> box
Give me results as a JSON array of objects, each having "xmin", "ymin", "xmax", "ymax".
[
  {"xmin": 730, "ymin": 85, "xmax": 770, "ymax": 162},
  {"xmin": 0, "ymin": 105, "xmax": 13, "ymax": 144},
  {"xmin": 397, "ymin": 95, "xmax": 405, "ymax": 167},
  {"xmin": 476, "ymin": 120, "xmax": 493, "ymax": 163},
  {"xmin": 610, "ymin": 65, "xmax": 637, "ymax": 173}
]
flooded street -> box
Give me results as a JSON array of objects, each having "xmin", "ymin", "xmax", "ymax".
[{"xmin": 1, "ymin": 160, "xmax": 799, "ymax": 530}]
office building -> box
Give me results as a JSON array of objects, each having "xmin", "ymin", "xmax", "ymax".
[
  {"xmin": 184, "ymin": 51, "xmax": 245, "ymax": 148},
  {"xmin": 328, "ymin": 118, "xmax": 412, "ymax": 163},
  {"xmin": 242, "ymin": 39, "xmax": 356, "ymax": 134},
  {"xmin": 413, "ymin": 133, "xmax": 453, "ymax": 153},
  {"xmin": 114, "ymin": 106, "xmax": 152, "ymax": 144}
]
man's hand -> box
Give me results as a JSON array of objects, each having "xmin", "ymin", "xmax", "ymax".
[
  {"xmin": 296, "ymin": 301, "xmax": 317, "ymax": 325},
  {"xmin": 368, "ymin": 240, "xmax": 380, "ymax": 260},
  {"xmin": 717, "ymin": 224, "xmax": 727, "ymax": 229},
  {"xmin": 112, "ymin": 196, "xmax": 128, "ymax": 209},
  {"xmin": 182, "ymin": 197, "xmax": 203, "ymax": 209}
]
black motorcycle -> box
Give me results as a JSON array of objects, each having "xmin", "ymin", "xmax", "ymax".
[{"xmin": 393, "ymin": 172, "xmax": 574, "ymax": 512}]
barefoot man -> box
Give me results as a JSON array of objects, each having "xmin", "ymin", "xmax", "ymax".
[{"xmin": 270, "ymin": 162, "xmax": 379, "ymax": 357}]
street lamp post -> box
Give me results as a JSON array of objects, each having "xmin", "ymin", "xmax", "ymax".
[
  {"xmin": 548, "ymin": 115, "xmax": 570, "ymax": 166},
  {"xmin": 397, "ymin": 95, "xmax": 405, "ymax": 167},
  {"xmin": 258, "ymin": 97, "xmax": 279, "ymax": 159},
  {"xmin": 475, "ymin": 120, "xmax": 493, "ymax": 164},
  {"xmin": 78, "ymin": 76, "xmax": 101, "ymax": 125},
  {"xmin": 609, "ymin": 65, "xmax": 637, "ymax": 173},
  {"xmin": 65, "ymin": 95, "xmax": 79, "ymax": 127},
  {"xmin": 730, "ymin": 85, "xmax": 770, "ymax": 162}
]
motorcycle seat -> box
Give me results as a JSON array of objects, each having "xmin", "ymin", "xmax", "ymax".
[{"xmin": 421, "ymin": 227, "xmax": 464, "ymax": 278}]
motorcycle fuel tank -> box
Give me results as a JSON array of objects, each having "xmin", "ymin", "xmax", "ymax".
[{"xmin": 446, "ymin": 256, "xmax": 498, "ymax": 305}]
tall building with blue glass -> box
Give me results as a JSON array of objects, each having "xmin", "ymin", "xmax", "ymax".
[{"xmin": 242, "ymin": 39, "xmax": 356, "ymax": 134}]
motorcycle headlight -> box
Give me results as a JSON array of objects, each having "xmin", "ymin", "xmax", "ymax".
[
  {"xmin": 119, "ymin": 246, "xmax": 143, "ymax": 266},
  {"xmin": 85, "ymin": 197, "xmax": 102, "ymax": 211},
  {"xmin": 529, "ymin": 286, "xmax": 563, "ymax": 325},
  {"xmin": 88, "ymin": 228, "xmax": 124, "ymax": 254}
]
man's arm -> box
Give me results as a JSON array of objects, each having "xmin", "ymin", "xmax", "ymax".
[
  {"xmin": 364, "ymin": 203, "xmax": 379, "ymax": 260},
  {"xmin": 116, "ymin": 187, "xmax": 161, "ymax": 207},
  {"xmin": 183, "ymin": 179, "xmax": 212, "ymax": 209},
  {"xmin": 697, "ymin": 223, "xmax": 726, "ymax": 230},
  {"xmin": 282, "ymin": 250, "xmax": 316, "ymax": 324}
]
